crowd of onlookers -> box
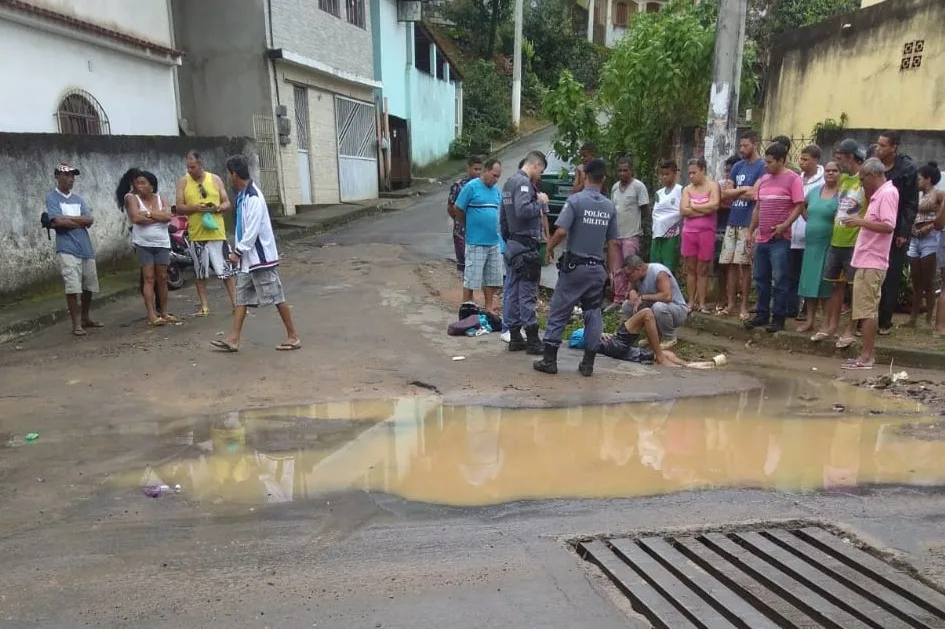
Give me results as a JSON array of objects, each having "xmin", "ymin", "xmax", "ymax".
[
  {"xmin": 604, "ymin": 129, "xmax": 942, "ymax": 370},
  {"xmin": 447, "ymin": 130, "xmax": 943, "ymax": 371}
]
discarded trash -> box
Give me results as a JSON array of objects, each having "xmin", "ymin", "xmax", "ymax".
[
  {"xmin": 832, "ymin": 404, "xmax": 846, "ymax": 413},
  {"xmin": 712, "ymin": 354, "xmax": 727, "ymax": 367},
  {"xmin": 868, "ymin": 370, "xmax": 910, "ymax": 390},
  {"xmin": 143, "ymin": 483, "xmax": 181, "ymax": 498},
  {"xmin": 216, "ymin": 331, "xmax": 225, "ymax": 336},
  {"xmin": 452, "ymin": 356, "xmax": 466, "ymax": 361},
  {"xmin": 24, "ymin": 432, "xmax": 39, "ymax": 442},
  {"xmin": 35, "ymin": 477, "xmax": 45, "ymax": 483},
  {"xmin": 811, "ymin": 367, "xmax": 818, "ymax": 371}
]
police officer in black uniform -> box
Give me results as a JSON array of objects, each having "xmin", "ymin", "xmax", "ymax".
[
  {"xmin": 534, "ymin": 158, "xmax": 620, "ymax": 376},
  {"xmin": 501, "ymin": 150, "xmax": 548, "ymax": 354}
]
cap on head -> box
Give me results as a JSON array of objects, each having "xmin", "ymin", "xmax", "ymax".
[
  {"xmin": 835, "ymin": 138, "xmax": 866, "ymax": 162},
  {"xmin": 55, "ymin": 163, "xmax": 80, "ymax": 176}
]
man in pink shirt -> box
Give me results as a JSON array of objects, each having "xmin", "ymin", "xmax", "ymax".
[
  {"xmin": 745, "ymin": 143, "xmax": 805, "ymax": 332},
  {"xmin": 842, "ymin": 157, "xmax": 899, "ymax": 370}
]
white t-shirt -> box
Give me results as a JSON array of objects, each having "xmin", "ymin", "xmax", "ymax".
[
  {"xmin": 611, "ymin": 179, "xmax": 650, "ymax": 239},
  {"xmin": 651, "ymin": 184, "xmax": 683, "ymax": 238},
  {"xmin": 130, "ymin": 194, "xmax": 171, "ymax": 249},
  {"xmin": 791, "ymin": 165, "xmax": 825, "ymax": 250}
]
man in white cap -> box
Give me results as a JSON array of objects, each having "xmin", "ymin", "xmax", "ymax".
[{"xmin": 44, "ymin": 163, "xmax": 102, "ymax": 336}]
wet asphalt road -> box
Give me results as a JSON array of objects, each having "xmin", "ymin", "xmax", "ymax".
[{"xmin": 4, "ymin": 129, "xmax": 945, "ymax": 628}]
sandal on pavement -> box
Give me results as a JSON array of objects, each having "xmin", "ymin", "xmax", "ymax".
[
  {"xmin": 878, "ymin": 327, "xmax": 893, "ymax": 336},
  {"xmin": 193, "ymin": 307, "xmax": 211, "ymax": 317},
  {"xmin": 835, "ymin": 336, "xmax": 855, "ymax": 349},
  {"xmin": 72, "ymin": 328, "xmax": 87, "ymax": 337},
  {"xmin": 716, "ymin": 307, "xmax": 731, "ymax": 316},
  {"xmin": 738, "ymin": 312, "xmax": 751, "ymax": 321},
  {"xmin": 147, "ymin": 318, "xmax": 166, "ymax": 327},
  {"xmin": 160, "ymin": 314, "xmax": 181, "ymax": 323},
  {"xmin": 275, "ymin": 341, "xmax": 303, "ymax": 351},
  {"xmin": 210, "ymin": 339, "xmax": 239, "ymax": 352},
  {"xmin": 81, "ymin": 320, "xmax": 104, "ymax": 328},
  {"xmin": 841, "ymin": 359, "xmax": 874, "ymax": 370},
  {"xmin": 810, "ymin": 332, "xmax": 831, "ymax": 342}
]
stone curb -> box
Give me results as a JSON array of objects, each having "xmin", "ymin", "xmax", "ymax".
[
  {"xmin": 0, "ymin": 283, "xmax": 142, "ymax": 344},
  {"xmin": 687, "ymin": 311, "xmax": 945, "ymax": 371}
]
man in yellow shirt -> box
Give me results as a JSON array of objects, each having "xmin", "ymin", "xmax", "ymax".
[{"xmin": 175, "ymin": 150, "xmax": 237, "ymax": 315}]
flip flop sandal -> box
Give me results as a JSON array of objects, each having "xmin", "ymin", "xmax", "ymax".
[
  {"xmin": 160, "ymin": 314, "xmax": 181, "ymax": 323},
  {"xmin": 147, "ymin": 318, "xmax": 167, "ymax": 327},
  {"xmin": 835, "ymin": 336, "xmax": 855, "ymax": 349},
  {"xmin": 82, "ymin": 321, "xmax": 104, "ymax": 328},
  {"xmin": 210, "ymin": 339, "xmax": 239, "ymax": 352},
  {"xmin": 716, "ymin": 308, "xmax": 731, "ymax": 316},
  {"xmin": 193, "ymin": 308, "xmax": 211, "ymax": 317},
  {"xmin": 878, "ymin": 327, "xmax": 893, "ymax": 336},
  {"xmin": 841, "ymin": 360, "xmax": 874, "ymax": 370},
  {"xmin": 738, "ymin": 312, "xmax": 751, "ymax": 321},
  {"xmin": 698, "ymin": 308, "xmax": 712, "ymax": 315},
  {"xmin": 275, "ymin": 341, "xmax": 303, "ymax": 351},
  {"xmin": 72, "ymin": 329, "xmax": 87, "ymax": 337},
  {"xmin": 810, "ymin": 332, "xmax": 830, "ymax": 342}
]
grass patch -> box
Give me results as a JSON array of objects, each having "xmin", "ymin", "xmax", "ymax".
[{"xmin": 537, "ymin": 310, "xmax": 624, "ymax": 342}]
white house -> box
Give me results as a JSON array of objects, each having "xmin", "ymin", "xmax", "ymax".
[
  {"xmin": 578, "ymin": 0, "xmax": 665, "ymax": 47},
  {"xmin": 0, "ymin": 0, "xmax": 182, "ymax": 135}
]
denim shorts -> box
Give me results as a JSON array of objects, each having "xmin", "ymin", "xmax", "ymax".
[
  {"xmin": 136, "ymin": 246, "xmax": 170, "ymax": 267},
  {"xmin": 908, "ymin": 230, "xmax": 940, "ymax": 259}
]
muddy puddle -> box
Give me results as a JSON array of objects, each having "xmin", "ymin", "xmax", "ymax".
[{"xmin": 115, "ymin": 376, "xmax": 945, "ymax": 507}]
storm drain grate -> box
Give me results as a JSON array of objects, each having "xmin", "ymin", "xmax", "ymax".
[{"xmin": 578, "ymin": 526, "xmax": 945, "ymax": 629}]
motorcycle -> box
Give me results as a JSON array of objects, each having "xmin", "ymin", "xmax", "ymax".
[{"xmin": 166, "ymin": 210, "xmax": 192, "ymax": 291}]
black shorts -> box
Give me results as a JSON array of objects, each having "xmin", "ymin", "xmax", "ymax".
[{"xmin": 824, "ymin": 246, "xmax": 855, "ymax": 283}]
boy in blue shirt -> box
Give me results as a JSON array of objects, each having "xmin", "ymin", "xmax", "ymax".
[{"xmin": 455, "ymin": 158, "xmax": 503, "ymax": 314}]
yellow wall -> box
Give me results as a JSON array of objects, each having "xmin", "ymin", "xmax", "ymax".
[
  {"xmin": 763, "ymin": 0, "xmax": 943, "ymax": 140},
  {"xmin": 860, "ymin": 0, "xmax": 886, "ymax": 6}
]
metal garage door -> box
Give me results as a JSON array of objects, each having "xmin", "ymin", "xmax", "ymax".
[{"xmin": 335, "ymin": 96, "xmax": 378, "ymax": 202}]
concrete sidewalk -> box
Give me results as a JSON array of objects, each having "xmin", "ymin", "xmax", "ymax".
[
  {"xmin": 0, "ymin": 189, "xmax": 437, "ymax": 344},
  {"xmin": 687, "ymin": 311, "xmax": 945, "ymax": 370}
]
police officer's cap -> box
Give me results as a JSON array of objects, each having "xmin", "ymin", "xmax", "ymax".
[{"xmin": 585, "ymin": 158, "xmax": 607, "ymax": 179}]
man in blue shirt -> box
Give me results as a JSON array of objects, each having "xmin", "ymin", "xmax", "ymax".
[
  {"xmin": 44, "ymin": 163, "xmax": 102, "ymax": 336},
  {"xmin": 446, "ymin": 156, "xmax": 483, "ymax": 272},
  {"xmin": 455, "ymin": 158, "xmax": 503, "ymax": 314},
  {"xmin": 719, "ymin": 130, "xmax": 766, "ymax": 319}
]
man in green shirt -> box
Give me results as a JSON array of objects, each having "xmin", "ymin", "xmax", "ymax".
[{"xmin": 812, "ymin": 139, "xmax": 866, "ymax": 348}]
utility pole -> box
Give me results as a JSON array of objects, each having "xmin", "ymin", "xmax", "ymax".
[
  {"xmin": 704, "ymin": 0, "xmax": 747, "ymax": 182},
  {"xmin": 511, "ymin": 0, "xmax": 523, "ymax": 129}
]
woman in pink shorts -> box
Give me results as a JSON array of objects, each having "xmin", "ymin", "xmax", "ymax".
[{"xmin": 681, "ymin": 158, "xmax": 721, "ymax": 312}]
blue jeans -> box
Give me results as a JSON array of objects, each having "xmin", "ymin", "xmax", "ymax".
[
  {"xmin": 753, "ymin": 237, "xmax": 790, "ymax": 322},
  {"xmin": 501, "ymin": 260, "xmax": 511, "ymax": 333}
]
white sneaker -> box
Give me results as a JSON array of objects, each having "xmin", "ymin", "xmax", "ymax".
[{"xmin": 500, "ymin": 330, "xmax": 511, "ymax": 343}]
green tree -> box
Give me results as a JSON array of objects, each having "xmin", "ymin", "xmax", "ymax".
[
  {"xmin": 597, "ymin": 0, "xmax": 715, "ymax": 186},
  {"xmin": 541, "ymin": 70, "xmax": 600, "ymax": 164},
  {"xmin": 443, "ymin": 0, "xmax": 513, "ymax": 59},
  {"xmin": 462, "ymin": 59, "xmax": 512, "ymax": 139}
]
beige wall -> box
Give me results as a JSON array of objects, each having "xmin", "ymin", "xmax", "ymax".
[
  {"xmin": 275, "ymin": 62, "xmax": 374, "ymax": 212},
  {"xmin": 860, "ymin": 0, "xmax": 886, "ymax": 7},
  {"xmin": 763, "ymin": 0, "xmax": 943, "ymax": 140}
]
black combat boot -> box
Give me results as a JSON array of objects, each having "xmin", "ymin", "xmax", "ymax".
[
  {"xmin": 508, "ymin": 326, "xmax": 527, "ymax": 352},
  {"xmin": 532, "ymin": 343, "xmax": 559, "ymax": 374},
  {"xmin": 524, "ymin": 324, "xmax": 543, "ymax": 355},
  {"xmin": 578, "ymin": 349, "xmax": 597, "ymax": 377}
]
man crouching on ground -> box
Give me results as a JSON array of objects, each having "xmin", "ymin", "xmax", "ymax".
[
  {"xmin": 210, "ymin": 155, "xmax": 300, "ymax": 353},
  {"xmin": 619, "ymin": 254, "xmax": 689, "ymax": 349}
]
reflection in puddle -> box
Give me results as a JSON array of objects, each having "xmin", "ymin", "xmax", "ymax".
[{"xmin": 121, "ymin": 377, "xmax": 945, "ymax": 507}]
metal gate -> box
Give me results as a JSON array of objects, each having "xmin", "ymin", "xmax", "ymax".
[
  {"xmin": 335, "ymin": 96, "xmax": 378, "ymax": 202},
  {"xmin": 294, "ymin": 86, "xmax": 313, "ymax": 204},
  {"xmin": 252, "ymin": 113, "xmax": 280, "ymax": 201}
]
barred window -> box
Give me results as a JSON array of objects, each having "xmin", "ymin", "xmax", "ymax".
[
  {"xmin": 319, "ymin": 0, "xmax": 340, "ymax": 17},
  {"xmin": 346, "ymin": 0, "xmax": 365, "ymax": 29},
  {"xmin": 56, "ymin": 89, "xmax": 110, "ymax": 135}
]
